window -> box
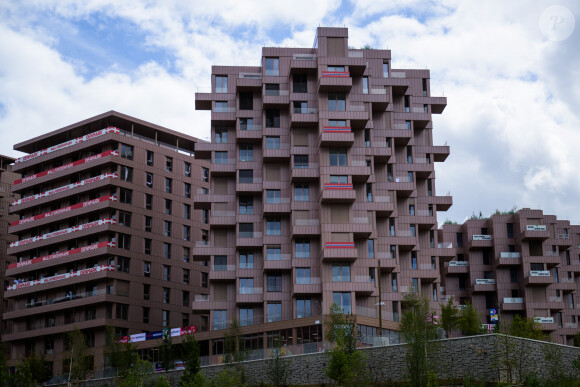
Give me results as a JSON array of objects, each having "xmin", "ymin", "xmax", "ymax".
[
  {"xmin": 410, "ymin": 225, "xmax": 416, "ymax": 237},
  {"xmin": 267, "ymin": 302, "xmax": 282, "ymax": 322},
  {"xmin": 265, "ymin": 57, "xmax": 279, "ymax": 76},
  {"xmin": 183, "ymin": 291, "xmax": 190, "ymax": 307},
  {"xmin": 329, "ymin": 149, "xmax": 347, "ymax": 166},
  {"xmin": 146, "ymin": 150, "xmax": 154, "ymax": 166},
  {"xmin": 118, "ymin": 234, "xmax": 131, "ymax": 250},
  {"xmin": 412, "ymin": 278, "xmax": 419, "ymax": 292},
  {"xmin": 183, "ymin": 247, "xmax": 190, "ymax": 263},
  {"xmin": 120, "ymin": 144, "xmax": 133, "ymax": 160},
  {"xmin": 120, "ymin": 165, "xmax": 133, "ymax": 182},
  {"xmin": 118, "ymin": 211, "xmax": 131, "ymax": 227},
  {"xmin": 239, "ymin": 278, "xmax": 254, "ymax": 294},
  {"xmin": 215, "ymin": 75, "xmax": 228, "ymax": 93},
  {"xmin": 295, "ymin": 184, "xmax": 309, "ymax": 201},
  {"xmin": 144, "ymin": 238, "xmax": 152, "ymax": 255},
  {"xmin": 239, "ymin": 196, "xmax": 253, "ymax": 214},
  {"xmin": 296, "ymin": 268, "xmax": 311, "ymax": 284},
  {"xmin": 393, "ymin": 301, "xmax": 399, "ymax": 322},
  {"xmin": 265, "ymin": 83, "xmax": 280, "ymax": 96},
  {"xmin": 144, "ymin": 284, "xmax": 150, "ymax": 300},
  {"xmin": 296, "ymin": 240, "xmax": 310, "ymax": 258},
  {"xmin": 239, "ymin": 118, "xmax": 254, "ymax": 131},
  {"xmin": 214, "ymin": 256, "xmax": 228, "ymax": 271},
  {"xmin": 240, "ymin": 308, "xmax": 254, "ymax": 327},
  {"xmin": 239, "ymin": 223, "xmax": 254, "ymax": 238},
  {"xmin": 202, "ymin": 209, "xmax": 208, "ymax": 224},
  {"xmin": 165, "ymin": 157, "xmax": 173, "ymax": 172},
  {"xmin": 366, "ymin": 183, "xmax": 373, "ymax": 202},
  {"xmin": 116, "ymin": 304, "xmax": 129, "ymax": 320},
  {"xmin": 145, "ymin": 193, "xmax": 152, "ymax": 209},
  {"xmin": 483, "ymin": 249, "xmax": 490, "ymax": 265},
  {"xmin": 266, "ymin": 109, "xmax": 280, "ymax": 128},
  {"xmin": 328, "ymin": 93, "xmax": 346, "ymax": 111},
  {"xmin": 293, "ymin": 74, "xmax": 307, "ymax": 93},
  {"xmin": 422, "ymin": 78, "xmax": 428, "ymax": 96},
  {"xmin": 120, "ymin": 188, "xmax": 132, "ymax": 205},
  {"xmin": 117, "ymin": 257, "xmax": 130, "ymax": 273},
  {"xmin": 215, "ymin": 151, "xmax": 228, "ymax": 164},
  {"xmin": 368, "ymin": 239, "xmax": 375, "ymax": 258},
  {"xmin": 329, "ymin": 119, "xmax": 347, "ymax": 127},
  {"xmin": 266, "ymin": 246, "xmax": 281, "ymax": 260},
  {"xmin": 240, "ymin": 251, "xmax": 254, "ymax": 269},
  {"xmin": 293, "ymin": 101, "xmax": 308, "ymax": 113},
  {"xmin": 239, "ymin": 92, "xmax": 253, "ymax": 110},
  {"xmin": 165, "ymin": 178, "xmax": 172, "ymax": 193},
  {"xmin": 215, "ymin": 128, "xmax": 228, "ymax": 143},
  {"xmin": 266, "ymin": 190, "xmax": 281, "ymax": 204},
  {"xmin": 183, "ymin": 225, "xmax": 191, "ymax": 241},
  {"xmin": 266, "ymin": 217, "xmax": 281, "ymax": 235},
  {"xmin": 184, "ymin": 162, "xmax": 191, "ymax": 177},
  {"xmin": 404, "ymin": 96, "xmax": 410, "ymax": 112},
  {"xmin": 202, "ymin": 167, "xmax": 209, "ymax": 182},
  {"xmin": 327, "ymin": 66, "xmax": 345, "ymax": 72},
  {"xmin": 144, "ymin": 216, "xmax": 152, "ymax": 232},
  {"xmin": 507, "ymin": 223, "xmax": 514, "ymax": 238},
  {"xmin": 392, "ymin": 273, "xmax": 398, "ymax": 292},
  {"xmin": 265, "ymin": 136, "xmax": 280, "ymax": 149},
  {"xmin": 330, "ymin": 175, "xmax": 348, "ymax": 184},
  {"xmin": 431, "ymin": 256, "xmax": 436, "ymax": 270},
  {"xmin": 215, "ymin": 101, "xmax": 228, "ymax": 112},
  {"xmin": 165, "ymin": 199, "xmax": 172, "ymax": 215},
  {"xmin": 296, "ymin": 297, "xmax": 311, "ymax": 318},
  {"xmin": 143, "ymin": 307, "xmax": 150, "ymax": 323},
  {"xmin": 145, "ymin": 172, "xmax": 153, "ymax": 188},
  {"xmin": 332, "ymin": 264, "xmax": 350, "ymax": 282},
  {"xmin": 290, "ymin": 155, "xmax": 309, "ymax": 170},
  {"xmin": 164, "ymin": 221, "xmax": 171, "ymax": 237},
  {"xmin": 239, "ymin": 145, "xmax": 253, "ymax": 161},
  {"xmin": 239, "ymin": 170, "xmax": 253, "ymax": 183},
  {"xmin": 163, "ymin": 265, "xmax": 171, "ymax": 281},
  {"xmin": 163, "ymin": 243, "xmax": 171, "ymax": 259},
  {"xmin": 333, "ymin": 292, "xmax": 351, "ymax": 314},
  {"xmin": 362, "ymin": 76, "xmax": 369, "ymax": 94},
  {"xmin": 201, "ymin": 272, "xmax": 208, "ymax": 288},
  {"xmin": 383, "ymin": 61, "xmax": 389, "ymax": 77},
  {"xmin": 267, "ymin": 273, "xmax": 282, "ymax": 292},
  {"xmin": 184, "ymin": 204, "xmax": 191, "ymax": 220},
  {"xmin": 144, "ymin": 261, "xmax": 151, "ymax": 277},
  {"xmin": 163, "ymin": 310, "xmax": 169, "ymax": 327},
  {"xmin": 184, "ymin": 183, "xmax": 191, "ymax": 198}
]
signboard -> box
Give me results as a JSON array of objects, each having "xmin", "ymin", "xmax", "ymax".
[
  {"xmin": 534, "ymin": 317, "xmax": 554, "ymax": 324},
  {"xmin": 490, "ymin": 309, "xmax": 498, "ymax": 323},
  {"xmin": 530, "ymin": 270, "xmax": 550, "ymax": 277},
  {"xmin": 503, "ymin": 297, "xmax": 524, "ymax": 304},
  {"xmin": 7, "ymin": 264, "xmax": 115, "ymax": 291},
  {"xmin": 13, "ymin": 150, "xmax": 118, "ymax": 185},
  {"xmin": 10, "ymin": 218, "xmax": 116, "ymax": 248},
  {"xmin": 526, "ymin": 225, "xmax": 547, "ymax": 231},
  {"xmin": 11, "ymin": 195, "xmax": 116, "ymax": 227},
  {"xmin": 118, "ymin": 326, "xmax": 197, "ymax": 344},
  {"xmin": 475, "ymin": 279, "xmax": 496, "ymax": 285},
  {"xmin": 449, "ymin": 261, "xmax": 469, "ymax": 267},
  {"xmin": 500, "ymin": 252, "xmax": 520, "ymax": 258},
  {"xmin": 14, "ymin": 127, "xmax": 120, "ymax": 164},
  {"xmin": 11, "ymin": 172, "xmax": 118, "ymax": 207},
  {"xmin": 473, "ymin": 235, "xmax": 492, "ymax": 241},
  {"xmin": 8, "ymin": 241, "xmax": 115, "ymax": 270}
]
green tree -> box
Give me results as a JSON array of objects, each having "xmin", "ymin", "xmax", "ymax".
[
  {"xmin": 26, "ymin": 351, "xmax": 50, "ymax": 384},
  {"xmin": 65, "ymin": 326, "xmax": 91, "ymax": 384},
  {"xmin": 209, "ymin": 368, "xmax": 244, "ymax": 387},
  {"xmin": 400, "ymin": 292, "xmax": 440, "ymax": 387},
  {"xmin": 440, "ymin": 296, "xmax": 460, "ymax": 338},
  {"xmin": 117, "ymin": 358, "xmax": 154, "ymax": 387},
  {"xmin": 542, "ymin": 344, "xmax": 563, "ymax": 386},
  {"xmin": 104, "ymin": 326, "xmax": 139, "ymax": 380},
  {"xmin": 0, "ymin": 342, "xmax": 8, "ymax": 387},
  {"xmin": 224, "ymin": 318, "xmax": 246, "ymax": 364},
  {"xmin": 325, "ymin": 303, "xmax": 369, "ymax": 386},
  {"xmin": 179, "ymin": 332, "xmax": 201, "ymax": 386},
  {"xmin": 509, "ymin": 315, "xmax": 546, "ymax": 340},
  {"xmin": 11, "ymin": 359, "xmax": 35, "ymax": 387},
  {"xmin": 267, "ymin": 337, "xmax": 289, "ymax": 387},
  {"xmin": 159, "ymin": 329, "xmax": 176, "ymax": 373},
  {"xmin": 458, "ymin": 302, "xmax": 484, "ymax": 336}
]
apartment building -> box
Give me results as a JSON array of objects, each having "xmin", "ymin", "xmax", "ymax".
[
  {"xmin": 192, "ymin": 26, "xmax": 452, "ymax": 359},
  {"xmin": 3, "ymin": 111, "xmax": 210, "ymax": 374},
  {"xmin": 440, "ymin": 209, "xmax": 580, "ymax": 344}
]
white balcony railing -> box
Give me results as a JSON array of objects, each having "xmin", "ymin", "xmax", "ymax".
[
  {"xmin": 503, "ymin": 297, "xmax": 524, "ymax": 304},
  {"xmin": 500, "ymin": 252, "xmax": 520, "ymax": 258}
]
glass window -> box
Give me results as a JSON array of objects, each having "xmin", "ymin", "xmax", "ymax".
[
  {"xmin": 296, "ymin": 240, "xmax": 310, "ymax": 258},
  {"xmin": 120, "ymin": 144, "xmax": 133, "ymax": 160},
  {"xmin": 240, "ymin": 308, "xmax": 254, "ymax": 327},
  {"xmin": 267, "ymin": 274, "xmax": 282, "ymax": 292},
  {"xmin": 163, "ymin": 266, "xmax": 171, "ymax": 281},
  {"xmin": 392, "ymin": 273, "xmax": 398, "ymax": 292},
  {"xmin": 239, "ymin": 144, "xmax": 253, "ymax": 161},
  {"xmin": 296, "ymin": 268, "xmax": 311, "ymax": 284},
  {"xmin": 383, "ymin": 61, "xmax": 389, "ymax": 77},
  {"xmin": 240, "ymin": 251, "xmax": 254, "ymax": 269},
  {"xmin": 214, "ymin": 310, "xmax": 227, "ymax": 330},
  {"xmin": 215, "ymin": 75, "xmax": 228, "ymax": 93},
  {"xmin": 184, "ymin": 162, "xmax": 191, "ymax": 177},
  {"xmin": 265, "ymin": 58, "xmax": 279, "ymax": 76},
  {"xmin": 293, "ymin": 101, "xmax": 308, "ymax": 114},
  {"xmin": 332, "ymin": 264, "xmax": 351, "ymax": 282},
  {"xmin": 411, "ymin": 252, "xmax": 417, "ymax": 269},
  {"xmin": 362, "ymin": 76, "xmax": 369, "ymax": 94},
  {"xmin": 412, "ymin": 278, "xmax": 419, "ymax": 292},
  {"xmin": 120, "ymin": 166, "xmax": 132, "ymax": 182},
  {"xmin": 165, "ymin": 177, "xmax": 172, "ymax": 193},
  {"xmin": 144, "ymin": 238, "xmax": 151, "ymax": 254},
  {"xmin": 118, "ymin": 234, "xmax": 131, "ymax": 250},
  {"xmin": 166, "ymin": 157, "xmax": 173, "ymax": 172},
  {"xmin": 239, "ymin": 92, "xmax": 253, "ymax": 110},
  {"xmin": 215, "ymin": 101, "xmax": 228, "ymax": 112},
  {"xmin": 144, "ymin": 261, "xmax": 151, "ymax": 277},
  {"xmin": 239, "ymin": 278, "xmax": 254, "ymax": 294},
  {"xmin": 145, "ymin": 172, "xmax": 153, "ymax": 188},
  {"xmin": 294, "ymin": 184, "xmax": 309, "ymax": 201},
  {"xmin": 267, "ymin": 302, "xmax": 282, "ymax": 322},
  {"xmin": 330, "ymin": 175, "xmax": 348, "ymax": 184},
  {"xmin": 328, "ymin": 93, "xmax": 346, "ymax": 111},
  {"xmin": 184, "ymin": 204, "xmax": 191, "ymax": 220},
  {"xmin": 202, "ymin": 167, "xmax": 209, "ymax": 182},
  {"xmin": 266, "ymin": 190, "xmax": 281, "ymax": 204},
  {"xmin": 327, "ymin": 66, "xmax": 345, "ymax": 72},
  {"xmin": 184, "ymin": 183, "xmax": 191, "ymax": 198},
  {"xmin": 214, "ymin": 256, "xmax": 228, "ymax": 271},
  {"xmin": 329, "ymin": 149, "xmax": 347, "ymax": 166},
  {"xmin": 183, "ymin": 225, "xmax": 191, "ymax": 241},
  {"xmin": 146, "ymin": 150, "xmax": 154, "ymax": 166},
  {"xmin": 368, "ymin": 239, "xmax": 375, "ymax": 258},
  {"xmin": 215, "ymin": 127, "xmax": 228, "ymax": 143},
  {"xmin": 266, "ymin": 217, "xmax": 281, "ymax": 235},
  {"xmin": 164, "ymin": 221, "xmax": 171, "ymax": 237},
  {"xmin": 118, "ymin": 211, "xmax": 131, "ymax": 227},
  {"xmin": 332, "ymin": 292, "xmax": 351, "ymax": 314},
  {"xmin": 329, "ymin": 120, "xmax": 347, "ymax": 127},
  {"xmin": 239, "ymin": 170, "xmax": 253, "ymax": 183},
  {"xmin": 240, "ymin": 118, "xmax": 254, "ymax": 130},
  {"xmin": 266, "ymin": 109, "xmax": 280, "ymax": 128},
  {"xmin": 293, "ymin": 74, "xmax": 307, "ymax": 93},
  {"xmin": 294, "ymin": 155, "xmax": 309, "ymax": 169},
  {"xmin": 163, "ymin": 243, "xmax": 171, "ymax": 259},
  {"xmin": 296, "ymin": 297, "xmax": 311, "ymax": 318},
  {"xmin": 239, "ymin": 223, "xmax": 254, "ymax": 238},
  {"xmin": 265, "ymin": 136, "xmax": 280, "ymax": 149},
  {"xmin": 239, "ymin": 196, "xmax": 254, "ymax": 214},
  {"xmin": 267, "ymin": 246, "xmax": 281, "ymax": 260},
  {"xmin": 120, "ymin": 188, "xmax": 132, "ymax": 205},
  {"xmin": 215, "ymin": 151, "xmax": 228, "ymax": 164},
  {"xmin": 183, "ymin": 269, "xmax": 190, "ymax": 285},
  {"xmin": 265, "ymin": 83, "xmax": 280, "ymax": 96}
]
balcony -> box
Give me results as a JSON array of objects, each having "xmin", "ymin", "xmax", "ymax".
[
  {"xmin": 292, "ymin": 218, "xmax": 320, "ymax": 236},
  {"xmin": 211, "ymin": 106, "xmax": 236, "ymax": 122},
  {"xmin": 523, "ymin": 270, "xmax": 552, "ymax": 286},
  {"xmin": 467, "ymin": 235, "xmax": 493, "ymax": 249},
  {"xmin": 291, "ymin": 163, "xmax": 319, "ymax": 181},
  {"xmin": 556, "ymin": 233, "xmax": 573, "ymax": 248},
  {"xmin": 521, "ymin": 225, "xmax": 549, "ymax": 240},
  {"xmin": 263, "ymin": 198, "xmax": 291, "ymax": 214},
  {"xmin": 501, "ymin": 297, "xmax": 525, "ymax": 311},
  {"xmin": 556, "ymin": 277, "xmax": 576, "ymax": 292},
  {"xmin": 211, "ymin": 159, "xmax": 236, "ymax": 175},
  {"xmin": 321, "ymin": 242, "xmax": 357, "ymax": 261},
  {"xmin": 541, "ymin": 251, "xmax": 562, "ymax": 266},
  {"xmin": 193, "ymin": 190, "xmax": 212, "ymax": 209},
  {"xmin": 377, "ymin": 252, "xmax": 397, "ymax": 272},
  {"xmin": 472, "ymin": 279, "xmax": 496, "ymax": 292},
  {"xmin": 351, "ymin": 216, "xmax": 373, "ymax": 238},
  {"xmin": 192, "ymin": 294, "xmax": 211, "ymax": 311},
  {"xmin": 361, "ymin": 88, "xmax": 390, "ymax": 111},
  {"xmin": 385, "ymin": 123, "xmax": 413, "ymax": 144},
  {"xmin": 194, "ymin": 89, "xmax": 213, "ymax": 110},
  {"xmin": 290, "ymin": 53, "xmax": 317, "ymax": 72},
  {"xmin": 237, "ymin": 124, "xmax": 263, "ymax": 142},
  {"xmin": 426, "ymin": 96, "xmax": 447, "ymax": 114},
  {"xmin": 534, "ymin": 317, "xmax": 557, "ymax": 331},
  {"xmin": 365, "ymin": 142, "xmax": 392, "ymax": 163},
  {"xmin": 210, "ymin": 211, "xmax": 236, "ymax": 227},
  {"xmin": 293, "ymin": 277, "xmax": 322, "ymax": 294},
  {"xmin": 319, "ymin": 104, "xmax": 369, "ymax": 128},
  {"xmin": 236, "ymin": 288, "xmax": 264, "ymax": 304},
  {"xmin": 319, "ymin": 127, "xmax": 354, "ymax": 146},
  {"xmin": 496, "ymin": 252, "xmax": 521, "ymax": 266},
  {"xmin": 548, "ymin": 296, "xmax": 565, "ymax": 311},
  {"xmin": 263, "ymin": 254, "xmax": 292, "ymax": 270},
  {"xmin": 237, "ymin": 231, "xmax": 263, "ymax": 247},
  {"xmin": 263, "ymin": 143, "xmax": 290, "ymax": 160},
  {"xmin": 236, "ymin": 177, "xmax": 263, "ymax": 193},
  {"xmin": 419, "ymin": 194, "xmax": 453, "ymax": 211},
  {"xmin": 236, "ymin": 73, "xmax": 262, "ymax": 89},
  {"xmin": 318, "ymin": 71, "xmax": 352, "ymax": 92},
  {"xmin": 209, "ymin": 265, "xmax": 236, "ymax": 281},
  {"xmin": 444, "ymin": 261, "xmax": 469, "ymax": 275},
  {"xmin": 367, "ymin": 194, "xmax": 395, "ymax": 217},
  {"xmin": 290, "ymin": 107, "xmax": 318, "ymax": 126},
  {"xmin": 263, "ymin": 89, "xmax": 290, "ymax": 106},
  {"xmin": 321, "ymin": 184, "xmax": 356, "ymax": 203}
]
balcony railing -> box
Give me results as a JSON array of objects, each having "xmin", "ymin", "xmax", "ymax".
[
  {"xmin": 238, "ymin": 287, "xmax": 264, "ymax": 295},
  {"xmin": 214, "ymin": 106, "xmax": 236, "ymax": 113},
  {"xmin": 500, "ymin": 252, "xmax": 520, "ymax": 258},
  {"xmin": 239, "ymin": 231, "xmax": 263, "ymax": 239},
  {"xmin": 391, "ymin": 71, "xmax": 406, "ymax": 78},
  {"xmin": 530, "ymin": 271, "xmax": 550, "ymax": 277},
  {"xmin": 393, "ymin": 123, "xmax": 411, "ymax": 130},
  {"xmin": 449, "ymin": 261, "xmax": 468, "ymax": 267},
  {"xmin": 347, "ymin": 50, "xmax": 364, "ymax": 58},
  {"xmin": 239, "ymin": 72, "xmax": 262, "ymax": 79},
  {"xmin": 370, "ymin": 88, "xmax": 387, "ymax": 95},
  {"xmin": 437, "ymin": 242, "xmax": 454, "ymax": 249},
  {"xmin": 212, "ymin": 264, "xmax": 236, "ymax": 272},
  {"xmin": 240, "ymin": 124, "xmax": 262, "ymax": 131},
  {"xmin": 194, "ymin": 294, "xmax": 210, "ymax": 302},
  {"xmin": 544, "ymin": 251, "xmax": 559, "ymax": 257},
  {"xmin": 292, "ymin": 54, "xmax": 316, "ymax": 60},
  {"xmin": 10, "ymin": 289, "xmax": 108, "ymax": 311},
  {"xmin": 503, "ymin": 297, "xmax": 524, "ymax": 304},
  {"xmin": 296, "ymin": 277, "xmax": 321, "ymax": 285},
  {"xmin": 265, "ymin": 89, "xmax": 289, "ymax": 97},
  {"xmin": 526, "ymin": 225, "xmax": 547, "ymax": 231},
  {"xmin": 475, "ymin": 279, "xmax": 496, "ymax": 285},
  {"xmin": 472, "ymin": 235, "xmax": 492, "ymax": 241},
  {"xmin": 293, "ymin": 107, "xmax": 318, "ymax": 114}
]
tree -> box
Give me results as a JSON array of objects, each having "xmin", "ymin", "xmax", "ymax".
[
  {"xmin": 509, "ymin": 315, "xmax": 546, "ymax": 340},
  {"xmin": 543, "ymin": 344, "xmax": 564, "ymax": 386},
  {"xmin": 159, "ymin": 329, "xmax": 176, "ymax": 373},
  {"xmin": 224, "ymin": 318, "xmax": 246, "ymax": 364},
  {"xmin": 458, "ymin": 302, "xmax": 485, "ymax": 336},
  {"xmin": 104, "ymin": 326, "xmax": 139, "ymax": 380},
  {"xmin": 179, "ymin": 333, "xmax": 201, "ymax": 386},
  {"xmin": 11, "ymin": 359, "xmax": 35, "ymax": 387},
  {"xmin": 325, "ymin": 303, "xmax": 369, "ymax": 386},
  {"xmin": 439, "ymin": 296, "xmax": 460, "ymax": 338},
  {"xmin": 267, "ymin": 337, "xmax": 288, "ymax": 387},
  {"xmin": 0, "ymin": 342, "xmax": 8, "ymax": 387},
  {"xmin": 65, "ymin": 326, "xmax": 91, "ymax": 384},
  {"xmin": 117, "ymin": 358, "xmax": 154, "ymax": 387},
  {"xmin": 25, "ymin": 351, "xmax": 50, "ymax": 384},
  {"xmin": 400, "ymin": 292, "xmax": 440, "ymax": 387}
]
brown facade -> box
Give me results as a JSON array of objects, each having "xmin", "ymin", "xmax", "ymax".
[
  {"xmin": 192, "ymin": 27, "xmax": 451, "ymax": 357},
  {"xmin": 3, "ymin": 111, "xmax": 210, "ymax": 375},
  {"xmin": 440, "ymin": 209, "xmax": 580, "ymax": 344}
]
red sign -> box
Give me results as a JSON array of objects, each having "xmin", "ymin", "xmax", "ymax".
[{"xmin": 14, "ymin": 150, "xmax": 119, "ymax": 185}]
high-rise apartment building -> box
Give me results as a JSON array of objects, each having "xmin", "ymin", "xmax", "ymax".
[
  {"xmin": 440, "ymin": 209, "xmax": 580, "ymax": 344},
  {"xmin": 192, "ymin": 27, "xmax": 452, "ymax": 357},
  {"xmin": 3, "ymin": 111, "xmax": 209, "ymax": 374}
]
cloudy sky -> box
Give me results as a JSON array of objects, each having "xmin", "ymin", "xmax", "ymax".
[{"xmin": 0, "ymin": 0, "xmax": 578, "ymax": 224}]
